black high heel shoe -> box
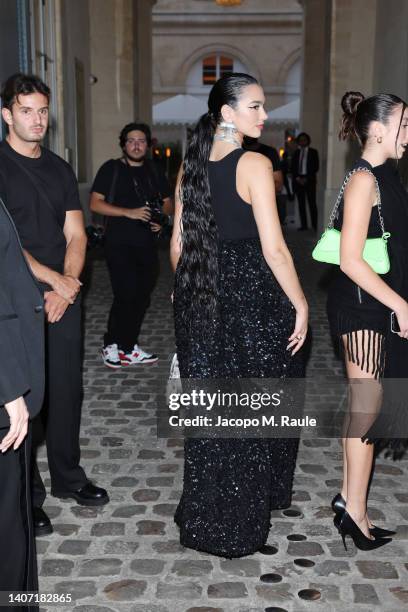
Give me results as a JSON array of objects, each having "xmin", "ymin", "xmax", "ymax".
[
  {"xmin": 334, "ymin": 511, "xmax": 391, "ymax": 551},
  {"xmin": 331, "ymin": 493, "xmax": 396, "ymax": 538}
]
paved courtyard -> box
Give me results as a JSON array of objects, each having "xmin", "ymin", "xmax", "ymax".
[{"xmin": 36, "ymin": 231, "xmax": 408, "ymax": 612}]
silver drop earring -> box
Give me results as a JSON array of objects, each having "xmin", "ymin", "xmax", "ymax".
[
  {"xmin": 220, "ymin": 120, "xmax": 236, "ymax": 130},
  {"xmin": 214, "ymin": 120, "xmax": 241, "ymax": 147}
]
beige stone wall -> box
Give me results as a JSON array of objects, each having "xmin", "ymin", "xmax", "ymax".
[
  {"xmin": 300, "ymin": 0, "xmax": 331, "ymax": 167},
  {"xmin": 133, "ymin": 0, "xmax": 157, "ymax": 123},
  {"xmin": 60, "ymin": 0, "xmax": 93, "ymax": 183},
  {"xmin": 89, "ymin": 0, "xmax": 135, "ymax": 175},
  {"xmin": 374, "ymin": 0, "xmax": 408, "ymax": 100},
  {"xmin": 325, "ymin": 0, "xmax": 377, "ymax": 190},
  {"xmin": 152, "ymin": 0, "xmax": 302, "ymax": 111},
  {"xmin": 374, "ymin": 0, "xmax": 408, "ymax": 184},
  {"xmin": 302, "ymin": 0, "xmax": 378, "ymax": 230}
]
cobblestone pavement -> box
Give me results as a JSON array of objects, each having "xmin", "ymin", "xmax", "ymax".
[{"xmin": 36, "ymin": 232, "xmax": 408, "ymax": 612}]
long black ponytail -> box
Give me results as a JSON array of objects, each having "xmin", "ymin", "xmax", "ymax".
[{"xmin": 177, "ymin": 73, "xmax": 258, "ymax": 320}]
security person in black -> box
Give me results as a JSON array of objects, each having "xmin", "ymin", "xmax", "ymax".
[
  {"xmin": 0, "ymin": 73, "xmax": 109, "ymax": 537},
  {"xmin": 0, "ymin": 197, "xmax": 44, "ymax": 610},
  {"xmin": 90, "ymin": 122, "xmax": 172, "ymax": 368},
  {"xmin": 292, "ymin": 132, "xmax": 319, "ymax": 231}
]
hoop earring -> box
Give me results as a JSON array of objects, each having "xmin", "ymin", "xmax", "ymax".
[{"xmin": 377, "ymin": 136, "xmax": 383, "ymax": 144}]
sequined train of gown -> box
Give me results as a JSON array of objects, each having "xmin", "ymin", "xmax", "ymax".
[{"xmin": 173, "ymin": 149, "xmax": 304, "ymax": 558}]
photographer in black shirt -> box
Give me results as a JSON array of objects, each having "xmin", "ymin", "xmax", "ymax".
[{"xmin": 90, "ymin": 122, "xmax": 172, "ymax": 368}]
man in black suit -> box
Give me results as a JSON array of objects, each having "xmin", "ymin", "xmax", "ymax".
[
  {"xmin": 292, "ymin": 132, "xmax": 319, "ymax": 230},
  {"xmin": 0, "ymin": 73, "xmax": 109, "ymax": 538},
  {"xmin": 0, "ymin": 197, "xmax": 44, "ymax": 608}
]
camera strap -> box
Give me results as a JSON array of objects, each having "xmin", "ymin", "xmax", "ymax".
[
  {"xmin": 122, "ymin": 157, "xmax": 162, "ymax": 204},
  {"xmin": 106, "ymin": 160, "xmax": 120, "ymax": 204}
]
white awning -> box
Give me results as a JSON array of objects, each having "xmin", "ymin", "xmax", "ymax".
[
  {"xmin": 153, "ymin": 94, "xmax": 207, "ymax": 125},
  {"xmin": 267, "ymin": 98, "xmax": 300, "ymax": 123}
]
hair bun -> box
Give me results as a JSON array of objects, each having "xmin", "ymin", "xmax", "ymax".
[
  {"xmin": 339, "ymin": 91, "xmax": 365, "ymax": 141},
  {"xmin": 341, "ymin": 91, "xmax": 364, "ymax": 116}
]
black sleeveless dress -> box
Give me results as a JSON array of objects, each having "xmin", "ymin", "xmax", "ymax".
[
  {"xmin": 326, "ymin": 158, "xmax": 408, "ymax": 446},
  {"xmin": 326, "ymin": 158, "xmax": 390, "ymax": 377},
  {"xmin": 173, "ymin": 149, "xmax": 304, "ymax": 558}
]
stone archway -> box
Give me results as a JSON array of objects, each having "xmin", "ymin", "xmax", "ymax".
[
  {"xmin": 178, "ymin": 43, "xmax": 260, "ymax": 86},
  {"xmin": 276, "ymin": 47, "xmax": 301, "ymax": 89}
]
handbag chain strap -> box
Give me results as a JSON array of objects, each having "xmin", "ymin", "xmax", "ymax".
[{"xmin": 328, "ymin": 166, "xmax": 386, "ymax": 235}]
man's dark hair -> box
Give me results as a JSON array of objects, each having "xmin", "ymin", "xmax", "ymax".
[
  {"xmin": 119, "ymin": 122, "xmax": 152, "ymax": 148},
  {"xmin": 0, "ymin": 73, "xmax": 50, "ymax": 110},
  {"xmin": 296, "ymin": 132, "xmax": 311, "ymax": 145}
]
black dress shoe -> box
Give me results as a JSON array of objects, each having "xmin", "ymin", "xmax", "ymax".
[
  {"xmin": 52, "ymin": 482, "xmax": 109, "ymax": 507},
  {"xmin": 33, "ymin": 507, "xmax": 53, "ymax": 537},
  {"xmin": 331, "ymin": 493, "xmax": 396, "ymax": 538},
  {"xmin": 334, "ymin": 511, "xmax": 391, "ymax": 551},
  {"xmin": 52, "ymin": 482, "xmax": 109, "ymax": 506}
]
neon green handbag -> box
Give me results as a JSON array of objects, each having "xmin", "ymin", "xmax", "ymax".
[{"xmin": 312, "ymin": 167, "xmax": 391, "ymax": 274}]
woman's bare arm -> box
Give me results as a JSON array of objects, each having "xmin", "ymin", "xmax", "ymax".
[
  {"xmin": 242, "ymin": 152, "xmax": 307, "ymax": 313},
  {"xmin": 241, "ymin": 152, "xmax": 308, "ymax": 351},
  {"xmin": 170, "ymin": 165, "xmax": 183, "ymax": 272},
  {"xmin": 340, "ymin": 171, "xmax": 406, "ymax": 315}
]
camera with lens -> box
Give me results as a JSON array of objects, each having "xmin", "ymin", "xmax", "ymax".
[{"xmin": 146, "ymin": 195, "xmax": 168, "ymax": 226}]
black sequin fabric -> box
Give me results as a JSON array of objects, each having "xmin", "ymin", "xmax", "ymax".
[{"xmin": 173, "ymin": 238, "xmax": 304, "ymax": 558}]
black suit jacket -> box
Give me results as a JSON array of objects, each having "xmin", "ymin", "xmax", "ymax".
[
  {"xmin": 292, "ymin": 147, "xmax": 319, "ymax": 180},
  {"xmin": 0, "ymin": 198, "xmax": 45, "ymax": 429}
]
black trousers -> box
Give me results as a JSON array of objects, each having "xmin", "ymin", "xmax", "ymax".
[
  {"xmin": 0, "ymin": 425, "xmax": 39, "ymax": 611},
  {"xmin": 295, "ymin": 178, "xmax": 318, "ymax": 229},
  {"xmin": 104, "ymin": 239, "xmax": 159, "ymax": 352},
  {"xmin": 32, "ymin": 298, "xmax": 87, "ymax": 507}
]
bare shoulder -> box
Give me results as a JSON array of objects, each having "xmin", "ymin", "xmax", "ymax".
[
  {"xmin": 239, "ymin": 151, "xmax": 272, "ymax": 172},
  {"xmin": 347, "ymin": 169, "xmax": 376, "ymax": 190},
  {"xmin": 345, "ymin": 169, "xmax": 377, "ymax": 207}
]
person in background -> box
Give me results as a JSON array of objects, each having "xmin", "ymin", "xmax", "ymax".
[
  {"xmin": 292, "ymin": 132, "xmax": 319, "ymax": 230},
  {"xmin": 90, "ymin": 122, "xmax": 173, "ymax": 368},
  {"xmin": 243, "ymin": 136, "xmax": 286, "ymax": 223}
]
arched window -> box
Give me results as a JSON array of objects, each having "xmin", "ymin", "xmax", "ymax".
[
  {"xmin": 202, "ymin": 54, "xmax": 234, "ymax": 85},
  {"xmin": 186, "ymin": 53, "xmax": 248, "ymax": 101}
]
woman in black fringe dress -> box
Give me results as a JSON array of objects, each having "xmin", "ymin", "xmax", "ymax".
[
  {"xmin": 170, "ymin": 74, "xmax": 308, "ymax": 558},
  {"xmin": 326, "ymin": 91, "xmax": 408, "ymax": 550}
]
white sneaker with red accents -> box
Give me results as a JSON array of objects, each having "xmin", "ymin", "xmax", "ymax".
[
  {"xmin": 101, "ymin": 343, "xmax": 121, "ymax": 369},
  {"xmin": 119, "ymin": 344, "xmax": 158, "ymax": 365}
]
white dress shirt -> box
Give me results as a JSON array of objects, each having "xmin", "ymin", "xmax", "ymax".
[{"xmin": 299, "ymin": 146, "xmax": 309, "ymax": 175}]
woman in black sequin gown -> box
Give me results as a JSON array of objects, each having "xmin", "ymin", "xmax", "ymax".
[
  {"xmin": 326, "ymin": 92, "xmax": 408, "ymax": 547},
  {"xmin": 170, "ymin": 74, "xmax": 308, "ymax": 558}
]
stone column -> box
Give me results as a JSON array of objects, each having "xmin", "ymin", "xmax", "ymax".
[
  {"xmin": 299, "ymin": 0, "xmax": 332, "ymax": 231},
  {"xmin": 301, "ymin": 0, "xmax": 378, "ymax": 229},
  {"xmin": 324, "ymin": 0, "xmax": 377, "ymax": 190},
  {"xmin": 133, "ymin": 0, "xmax": 156, "ymax": 124},
  {"xmin": 90, "ymin": 0, "xmax": 134, "ymax": 174},
  {"xmin": 300, "ymin": 0, "xmax": 332, "ymax": 168},
  {"xmin": 373, "ymin": 0, "xmax": 408, "ymax": 184}
]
